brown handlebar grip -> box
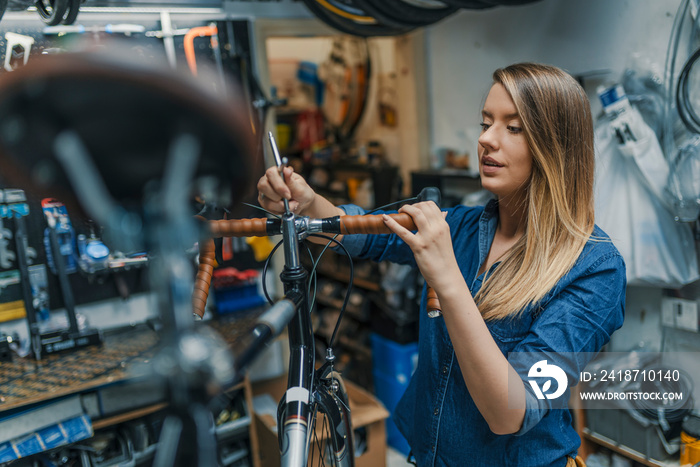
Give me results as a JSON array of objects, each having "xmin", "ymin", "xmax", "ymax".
[
  {"xmin": 426, "ymin": 286, "xmax": 442, "ymax": 318},
  {"xmin": 339, "ymin": 213, "xmax": 417, "ymax": 235},
  {"xmin": 209, "ymin": 218, "xmax": 268, "ymax": 238},
  {"xmin": 192, "ymin": 238, "xmax": 216, "ymax": 318}
]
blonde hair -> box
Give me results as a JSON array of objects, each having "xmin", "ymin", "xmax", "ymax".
[{"xmin": 476, "ymin": 63, "xmax": 596, "ymax": 321}]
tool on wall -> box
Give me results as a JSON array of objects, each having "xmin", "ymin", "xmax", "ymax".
[
  {"xmin": 4, "ymin": 189, "xmax": 41, "ymax": 360},
  {"xmin": 145, "ymin": 11, "xmax": 189, "ymax": 69},
  {"xmin": 35, "ymin": 197, "xmax": 103, "ymax": 358},
  {"xmin": 183, "ymin": 23, "xmax": 228, "ymax": 98},
  {"xmin": 4, "ymin": 32, "xmax": 34, "ymax": 72}
]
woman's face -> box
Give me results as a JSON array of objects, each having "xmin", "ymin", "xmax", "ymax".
[{"xmin": 478, "ymin": 83, "xmax": 533, "ymax": 200}]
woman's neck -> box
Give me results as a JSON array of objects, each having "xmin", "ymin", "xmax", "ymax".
[{"xmin": 496, "ymin": 195, "xmax": 527, "ymax": 239}]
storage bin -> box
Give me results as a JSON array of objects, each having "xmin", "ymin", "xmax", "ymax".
[
  {"xmin": 212, "ymin": 268, "xmax": 266, "ymax": 314},
  {"xmin": 370, "ymin": 333, "xmax": 418, "ymax": 384}
]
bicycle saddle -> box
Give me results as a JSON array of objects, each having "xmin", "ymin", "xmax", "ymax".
[{"xmin": 0, "ymin": 43, "xmax": 259, "ymax": 220}]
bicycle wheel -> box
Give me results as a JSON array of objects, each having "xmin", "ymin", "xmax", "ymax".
[
  {"xmin": 35, "ymin": 0, "xmax": 69, "ymax": 25},
  {"xmin": 301, "ymin": 0, "xmax": 414, "ymax": 37},
  {"xmin": 481, "ymin": 0, "xmax": 543, "ymax": 4},
  {"xmin": 439, "ymin": 0, "xmax": 494, "ymax": 8},
  {"xmin": 0, "ymin": 0, "xmax": 7, "ymax": 24},
  {"xmin": 308, "ymin": 370, "xmax": 354, "ymax": 467},
  {"xmin": 60, "ymin": 0, "xmax": 80, "ymax": 25},
  {"xmin": 352, "ymin": 0, "xmax": 458, "ymax": 28}
]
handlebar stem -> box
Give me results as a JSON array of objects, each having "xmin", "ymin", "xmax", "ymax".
[{"xmin": 282, "ymin": 212, "xmax": 302, "ymax": 270}]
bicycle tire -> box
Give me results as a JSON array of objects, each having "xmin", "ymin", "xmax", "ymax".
[
  {"xmin": 309, "ymin": 370, "xmax": 354, "ymax": 467},
  {"xmin": 35, "ymin": 0, "xmax": 69, "ymax": 25},
  {"xmin": 60, "ymin": 0, "xmax": 80, "ymax": 25},
  {"xmin": 301, "ymin": 0, "xmax": 415, "ymax": 37},
  {"xmin": 439, "ymin": 0, "xmax": 495, "ymax": 8},
  {"xmin": 0, "ymin": 0, "xmax": 8, "ymax": 24},
  {"xmin": 352, "ymin": 0, "xmax": 458, "ymax": 28},
  {"xmin": 480, "ymin": 0, "xmax": 543, "ymax": 4}
]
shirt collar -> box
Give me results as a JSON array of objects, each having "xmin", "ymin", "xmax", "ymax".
[{"xmin": 478, "ymin": 199, "xmax": 499, "ymax": 271}]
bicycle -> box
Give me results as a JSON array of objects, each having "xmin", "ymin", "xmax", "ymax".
[
  {"xmin": 192, "ymin": 133, "xmax": 442, "ymax": 467},
  {"xmin": 0, "ymin": 46, "xmax": 440, "ymax": 467}
]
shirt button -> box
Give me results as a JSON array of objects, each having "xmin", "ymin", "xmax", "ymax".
[
  {"xmin": 431, "ymin": 445, "xmax": 436, "ymax": 452},
  {"xmin": 433, "ymin": 408, "xmax": 439, "ymax": 415},
  {"xmin": 441, "ymin": 366, "xmax": 448, "ymax": 374}
]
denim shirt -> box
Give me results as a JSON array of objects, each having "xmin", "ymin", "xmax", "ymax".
[{"xmin": 338, "ymin": 200, "xmax": 626, "ymax": 467}]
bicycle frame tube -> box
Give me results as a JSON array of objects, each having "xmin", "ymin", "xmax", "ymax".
[{"xmin": 278, "ymin": 211, "xmax": 316, "ymax": 467}]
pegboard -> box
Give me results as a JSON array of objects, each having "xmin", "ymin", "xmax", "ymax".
[
  {"xmin": 0, "ymin": 11, "xmax": 224, "ymax": 73},
  {"xmin": 0, "ymin": 12, "xmax": 262, "ymax": 315}
]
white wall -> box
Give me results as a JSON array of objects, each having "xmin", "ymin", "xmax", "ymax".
[
  {"xmin": 425, "ymin": 0, "xmax": 681, "ymax": 159},
  {"xmin": 424, "ymin": 0, "xmax": 699, "ymax": 354}
]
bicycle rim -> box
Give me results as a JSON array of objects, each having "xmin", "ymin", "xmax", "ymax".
[{"xmin": 308, "ymin": 371, "xmax": 354, "ymax": 467}]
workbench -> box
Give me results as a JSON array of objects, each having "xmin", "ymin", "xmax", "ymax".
[{"xmin": 0, "ymin": 312, "xmax": 264, "ymax": 466}]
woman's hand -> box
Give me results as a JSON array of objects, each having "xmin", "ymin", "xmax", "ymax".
[
  {"xmin": 382, "ymin": 202, "xmax": 461, "ymax": 293},
  {"xmin": 256, "ymin": 166, "xmax": 344, "ymax": 220},
  {"xmin": 257, "ymin": 166, "xmax": 315, "ymax": 215}
]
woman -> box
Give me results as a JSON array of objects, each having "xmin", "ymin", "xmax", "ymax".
[{"xmin": 257, "ymin": 63, "xmax": 625, "ymax": 467}]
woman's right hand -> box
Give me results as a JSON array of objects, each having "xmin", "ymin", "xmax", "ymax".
[{"xmin": 257, "ymin": 166, "xmax": 316, "ymax": 215}]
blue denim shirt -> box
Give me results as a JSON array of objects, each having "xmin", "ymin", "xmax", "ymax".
[{"xmin": 338, "ymin": 200, "xmax": 626, "ymax": 467}]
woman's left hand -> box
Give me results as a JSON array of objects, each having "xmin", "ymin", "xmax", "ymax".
[{"xmin": 382, "ymin": 202, "xmax": 461, "ymax": 293}]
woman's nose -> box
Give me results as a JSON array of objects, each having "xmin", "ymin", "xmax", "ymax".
[{"xmin": 478, "ymin": 127, "xmax": 497, "ymax": 151}]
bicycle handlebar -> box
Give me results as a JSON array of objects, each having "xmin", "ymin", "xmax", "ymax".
[{"xmin": 193, "ymin": 213, "xmax": 442, "ymax": 318}]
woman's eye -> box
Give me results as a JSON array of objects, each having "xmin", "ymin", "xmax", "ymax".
[
  {"xmin": 507, "ymin": 126, "xmax": 523, "ymax": 134},
  {"xmin": 479, "ymin": 122, "xmax": 491, "ymax": 131}
]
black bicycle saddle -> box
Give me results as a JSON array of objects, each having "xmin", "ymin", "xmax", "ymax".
[{"xmin": 0, "ymin": 43, "xmax": 259, "ymax": 221}]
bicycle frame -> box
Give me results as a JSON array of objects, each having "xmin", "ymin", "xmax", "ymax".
[{"xmin": 195, "ymin": 202, "xmax": 446, "ymax": 466}]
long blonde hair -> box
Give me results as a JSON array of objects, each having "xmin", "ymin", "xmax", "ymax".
[{"xmin": 475, "ymin": 63, "xmax": 596, "ymax": 321}]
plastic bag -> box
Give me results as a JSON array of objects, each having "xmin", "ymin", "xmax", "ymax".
[{"xmin": 594, "ymin": 105, "xmax": 699, "ymax": 288}]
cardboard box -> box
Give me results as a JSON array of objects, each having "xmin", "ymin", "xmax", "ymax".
[{"xmin": 253, "ymin": 374, "xmax": 390, "ymax": 467}]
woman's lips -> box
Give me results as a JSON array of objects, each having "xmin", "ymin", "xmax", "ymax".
[{"xmin": 481, "ymin": 155, "xmax": 503, "ymax": 174}]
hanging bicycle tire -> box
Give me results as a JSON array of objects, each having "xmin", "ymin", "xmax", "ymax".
[
  {"xmin": 35, "ymin": 0, "xmax": 70, "ymax": 25},
  {"xmin": 480, "ymin": 0, "xmax": 543, "ymax": 5},
  {"xmin": 439, "ymin": 0, "xmax": 495, "ymax": 8},
  {"xmin": 301, "ymin": 0, "xmax": 415, "ymax": 37},
  {"xmin": 352, "ymin": 0, "xmax": 458, "ymax": 28},
  {"xmin": 0, "ymin": 0, "xmax": 8, "ymax": 25},
  {"xmin": 60, "ymin": 0, "xmax": 81, "ymax": 25}
]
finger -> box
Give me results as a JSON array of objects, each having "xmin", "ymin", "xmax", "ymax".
[
  {"xmin": 398, "ymin": 204, "xmax": 431, "ymax": 230},
  {"xmin": 382, "ymin": 214, "xmax": 415, "ymax": 245},
  {"xmin": 266, "ymin": 166, "xmax": 291, "ymax": 199},
  {"xmin": 257, "ymin": 176, "xmax": 283, "ymax": 203}
]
